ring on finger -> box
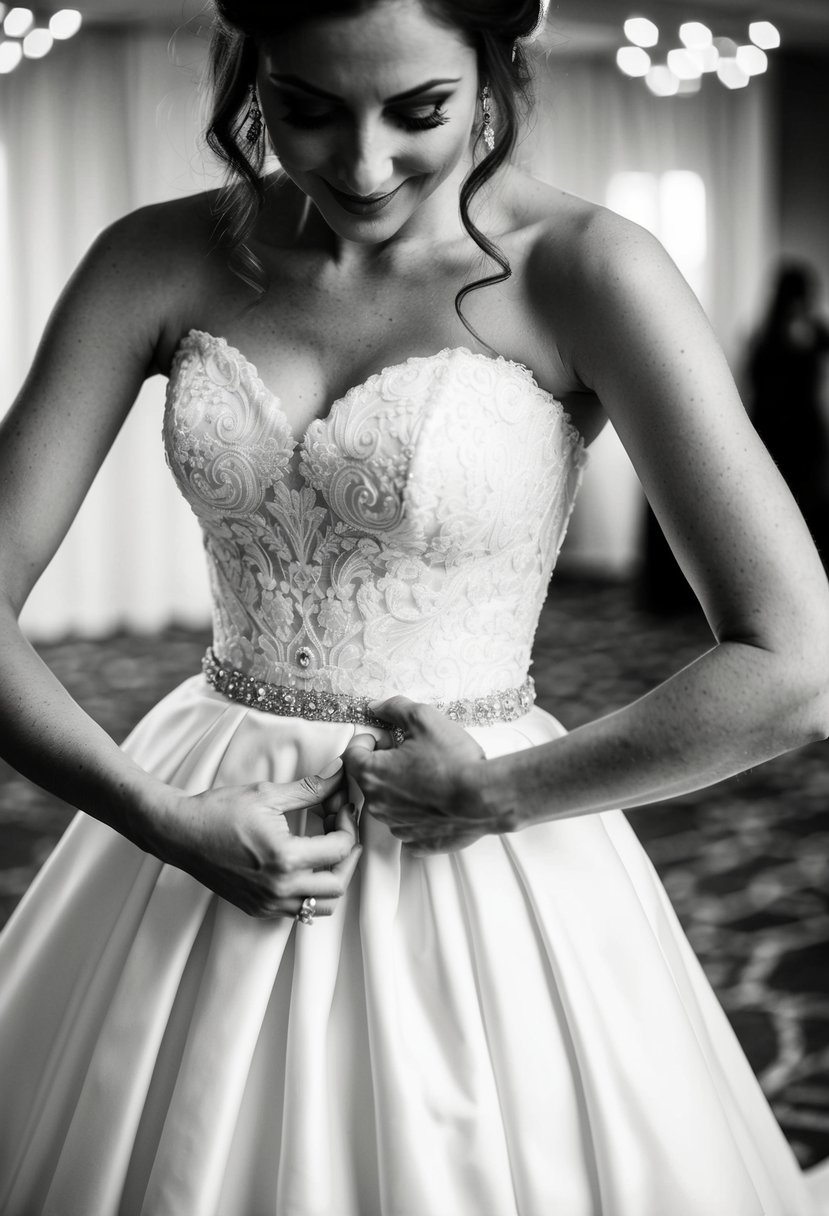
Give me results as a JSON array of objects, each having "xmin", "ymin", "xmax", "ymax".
[{"xmin": 296, "ymin": 896, "xmax": 317, "ymax": 925}]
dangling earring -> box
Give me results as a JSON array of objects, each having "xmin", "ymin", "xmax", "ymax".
[
  {"xmin": 245, "ymin": 87, "xmax": 263, "ymax": 145},
  {"xmin": 481, "ymin": 82, "xmax": 495, "ymax": 154}
]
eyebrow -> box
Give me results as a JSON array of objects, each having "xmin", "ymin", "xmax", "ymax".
[{"xmin": 268, "ymin": 75, "xmax": 461, "ymax": 103}]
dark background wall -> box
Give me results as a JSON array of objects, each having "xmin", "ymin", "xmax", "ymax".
[{"xmin": 777, "ymin": 51, "xmax": 829, "ymax": 294}]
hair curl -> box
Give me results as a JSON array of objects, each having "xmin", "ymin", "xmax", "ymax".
[{"xmin": 206, "ymin": 0, "xmax": 544, "ymax": 339}]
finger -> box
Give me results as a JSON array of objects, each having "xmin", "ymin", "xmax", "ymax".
[
  {"xmin": 406, "ymin": 834, "xmax": 479, "ymax": 856},
  {"xmin": 324, "ymin": 802, "xmax": 361, "ymax": 834},
  {"xmin": 361, "ymin": 802, "xmax": 425, "ymax": 834},
  {"xmin": 292, "ymin": 817, "xmax": 358, "ymax": 867},
  {"xmin": 293, "ymin": 834, "xmax": 363, "ymax": 919},
  {"xmin": 330, "ymin": 836, "xmax": 363, "ymax": 885},
  {"xmin": 332, "ymin": 805, "xmax": 360, "ymax": 838},
  {"xmin": 343, "ymin": 732, "xmax": 377, "ymax": 756},
  {"xmin": 363, "ymin": 790, "xmax": 424, "ymax": 824},
  {"xmin": 387, "ymin": 822, "xmax": 434, "ymax": 841},
  {"xmin": 366, "ymin": 695, "xmax": 421, "ymax": 729},
  {"xmin": 329, "ymin": 786, "xmax": 352, "ymax": 810},
  {"xmin": 322, "ymin": 801, "xmax": 349, "ymax": 834},
  {"xmin": 285, "ymin": 759, "xmax": 347, "ymax": 809},
  {"xmin": 342, "ymin": 745, "xmax": 375, "ymax": 784},
  {"xmin": 318, "ymin": 786, "xmax": 350, "ymax": 823},
  {"xmin": 285, "ymin": 866, "xmax": 356, "ymax": 902},
  {"xmin": 367, "ymin": 697, "xmax": 448, "ymax": 738},
  {"xmin": 253, "ymin": 770, "xmax": 345, "ymax": 817}
]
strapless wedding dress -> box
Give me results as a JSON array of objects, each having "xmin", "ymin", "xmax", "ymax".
[{"xmin": 0, "ymin": 333, "xmax": 820, "ymax": 1215}]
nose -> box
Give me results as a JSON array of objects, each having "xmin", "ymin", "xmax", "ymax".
[{"xmin": 336, "ymin": 120, "xmax": 394, "ymax": 197}]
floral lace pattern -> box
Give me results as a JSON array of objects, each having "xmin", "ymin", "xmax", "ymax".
[{"xmin": 163, "ymin": 330, "xmax": 587, "ymax": 701}]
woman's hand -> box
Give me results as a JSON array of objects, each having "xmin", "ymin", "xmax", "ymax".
[
  {"xmin": 154, "ymin": 762, "xmax": 361, "ymax": 919},
  {"xmin": 342, "ymin": 699, "xmax": 494, "ymax": 854}
]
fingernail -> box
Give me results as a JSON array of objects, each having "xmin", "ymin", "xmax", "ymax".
[{"xmin": 318, "ymin": 757, "xmax": 343, "ymax": 779}]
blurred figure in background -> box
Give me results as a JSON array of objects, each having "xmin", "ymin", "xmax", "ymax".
[
  {"xmin": 747, "ymin": 261, "xmax": 829, "ymax": 564},
  {"xmin": 641, "ymin": 260, "xmax": 829, "ymax": 613}
]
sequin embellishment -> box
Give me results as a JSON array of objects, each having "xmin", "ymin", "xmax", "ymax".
[{"xmin": 202, "ymin": 648, "xmax": 535, "ymax": 731}]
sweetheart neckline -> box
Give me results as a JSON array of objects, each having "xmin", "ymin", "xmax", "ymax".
[{"xmin": 170, "ymin": 328, "xmax": 582, "ymax": 451}]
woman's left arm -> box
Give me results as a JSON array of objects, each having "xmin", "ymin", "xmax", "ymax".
[{"xmin": 346, "ymin": 213, "xmax": 829, "ymax": 849}]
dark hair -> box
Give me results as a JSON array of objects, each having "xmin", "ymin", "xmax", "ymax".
[{"xmin": 206, "ymin": 0, "xmax": 544, "ymax": 339}]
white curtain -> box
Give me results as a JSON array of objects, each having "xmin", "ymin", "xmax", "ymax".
[
  {"xmin": 0, "ymin": 27, "xmax": 216, "ymax": 639},
  {"xmin": 0, "ymin": 33, "xmax": 776, "ymax": 637}
]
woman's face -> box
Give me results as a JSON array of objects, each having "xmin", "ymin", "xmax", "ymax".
[{"xmin": 256, "ymin": 0, "xmax": 480, "ymax": 243}]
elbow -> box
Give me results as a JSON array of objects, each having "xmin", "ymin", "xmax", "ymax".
[
  {"xmin": 800, "ymin": 688, "xmax": 829, "ymax": 745},
  {"xmin": 799, "ymin": 625, "xmax": 829, "ymax": 741},
  {"xmin": 738, "ymin": 622, "xmax": 829, "ymax": 751},
  {"xmin": 773, "ymin": 657, "xmax": 829, "ymax": 749}
]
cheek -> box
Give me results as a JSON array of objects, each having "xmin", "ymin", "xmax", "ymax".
[
  {"xmin": 265, "ymin": 127, "xmax": 332, "ymax": 174},
  {"xmin": 399, "ymin": 122, "xmax": 475, "ymax": 179},
  {"xmin": 412, "ymin": 131, "xmax": 470, "ymax": 182}
]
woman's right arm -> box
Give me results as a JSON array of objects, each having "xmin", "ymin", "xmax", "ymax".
[
  {"xmin": 0, "ymin": 208, "xmax": 175, "ymax": 844},
  {"xmin": 0, "ymin": 206, "xmax": 360, "ymax": 917}
]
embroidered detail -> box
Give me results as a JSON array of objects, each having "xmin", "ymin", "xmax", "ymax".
[{"xmin": 164, "ymin": 331, "xmax": 586, "ymax": 702}]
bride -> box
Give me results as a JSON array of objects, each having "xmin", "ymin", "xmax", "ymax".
[{"xmin": 1, "ymin": 1, "xmax": 827, "ymax": 1212}]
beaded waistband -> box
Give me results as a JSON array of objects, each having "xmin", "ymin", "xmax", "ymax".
[{"xmin": 201, "ymin": 648, "xmax": 535, "ymax": 731}]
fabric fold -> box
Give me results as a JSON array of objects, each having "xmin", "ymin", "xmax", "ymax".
[{"xmin": 0, "ymin": 686, "xmax": 820, "ymax": 1215}]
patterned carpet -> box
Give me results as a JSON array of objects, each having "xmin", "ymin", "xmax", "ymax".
[{"xmin": 1, "ymin": 578, "xmax": 827, "ymax": 1167}]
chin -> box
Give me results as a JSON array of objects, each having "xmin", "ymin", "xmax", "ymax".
[
  {"xmin": 314, "ymin": 191, "xmax": 420, "ymax": 242},
  {"xmin": 321, "ymin": 211, "xmax": 407, "ymax": 244}
]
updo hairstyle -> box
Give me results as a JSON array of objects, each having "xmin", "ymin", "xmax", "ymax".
[{"xmin": 207, "ymin": 0, "xmax": 545, "ymax": 332}]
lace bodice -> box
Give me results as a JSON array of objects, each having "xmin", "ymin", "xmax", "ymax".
[{"xmin": 163, "ymin": 330, "xmax": 586, "ymax": 701}]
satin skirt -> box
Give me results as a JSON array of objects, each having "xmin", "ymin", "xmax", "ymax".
[{"xmin": 0, "ymin": 675, "xmax": 820, "ymax": 1215}]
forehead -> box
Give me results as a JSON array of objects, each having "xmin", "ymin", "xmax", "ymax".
[{"xmin": 258, "ymin": 0, "xmax": 476, "ymax": 96}]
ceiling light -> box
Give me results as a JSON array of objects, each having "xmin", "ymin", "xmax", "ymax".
[
  {"xmin": 617, "ymin": 46, "xmax": 651, "ymax": 77},
  {"xmin": 667, "ymin": 48, "xmax": 702, "ymax": 80},
  {"xmin": 716, "ymin": 58, "xmax": 750, "ymax": 89},
  {"xmin": 679, "ymin": 22, "xmax": 712, "ymax": 49},
  {"xmin": 749, "ymin": 21, "xmax": 780, "ymax": 50},
  {"xmin": 687, "ymin": 45, "xmax": 719, "ymax": 73},
  {"xmin": 3, "ymin": 6, "xmax": 34, "ymax": 37},
  {"xmin": 624, "ymin": 16, "xmax": 659, "ymax": 48},
  {"xmin": 49, "ymin": 9, "xmax": 82, "ymax": 39},
  {"xmin": 736, "ymin": 44, "xmax": 768, "ymax": 75},
  {"xmin": 0, "ymin": 38, "xmax": 22, "ymax": 71},
  {"xmin": 22, "ymin": 27, "xmax": 53, "ymax": 57},
  {"xmin": 645, "ymin": 65, "xmax": 679, "ymax": 96},
  {"xmin": 712, "ymin": 36, "xmax": 739, "ymax": 60}
]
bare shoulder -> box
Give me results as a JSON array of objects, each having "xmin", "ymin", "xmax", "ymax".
[
  {"xmin": 75, "ymin": 190, "xmax": 224, "ymax": 368},
  {"xmin": 0, "ymin": 189, "xmax": 230, "ymax": 605},
  {"xmin": 506, "ymin": 173, "xmax": 698, "ymax": 383},
  {"xmin": 94, "ymin": 189, "xmax": 221, "ymax": 263},
  {"xmin": 511, "ymin": 175, "xmax": 667, "ymax": 294},
  {"xmin": 2, "ymin": 189, "xmax": 226, "ymax": 445}
]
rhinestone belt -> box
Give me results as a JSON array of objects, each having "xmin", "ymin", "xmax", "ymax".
[{"xmin": 201, "ymin": 648, "xmax": 535, "ymax": 731}]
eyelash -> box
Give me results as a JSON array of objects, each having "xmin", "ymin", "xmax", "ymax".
[{"xmin": 280, "ymin": 102, "xmax": 449, "ymax": 133}]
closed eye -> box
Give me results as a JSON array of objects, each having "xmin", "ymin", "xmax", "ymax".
[{"xmin": 276, "ymin": 99, "xmax": 450, "ymax": 134}]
